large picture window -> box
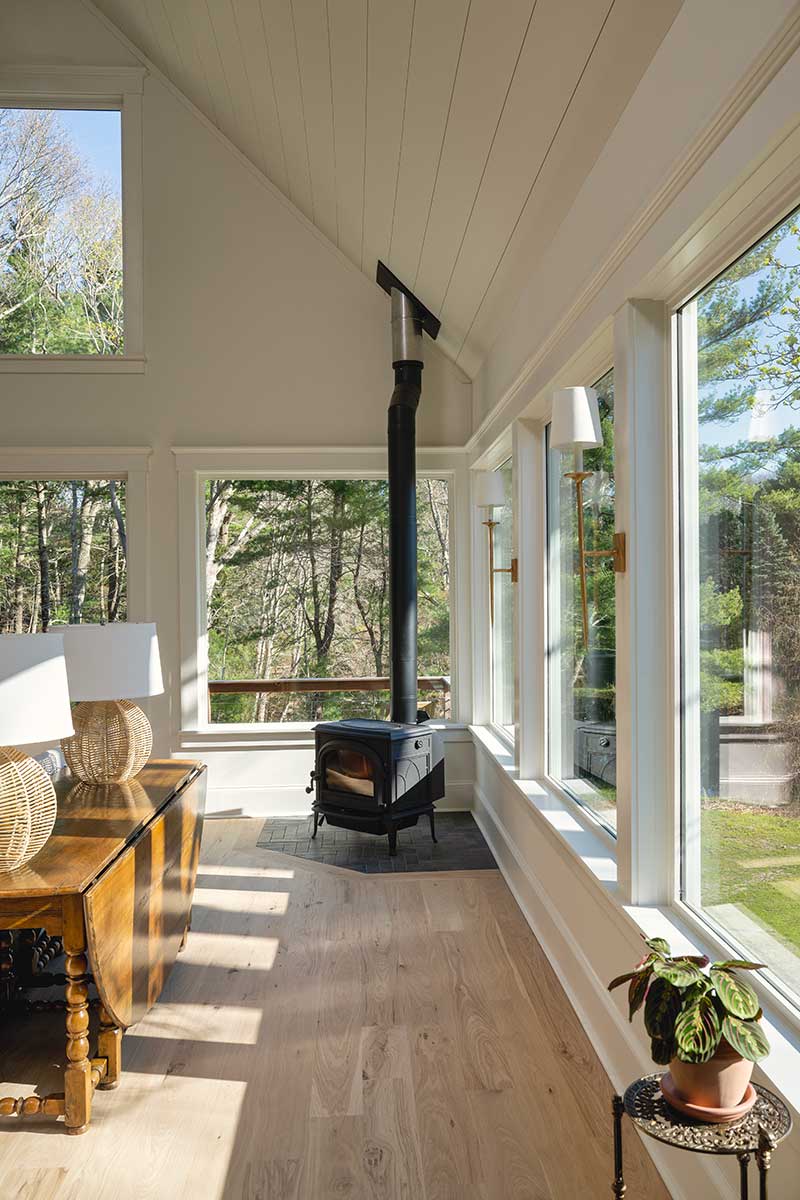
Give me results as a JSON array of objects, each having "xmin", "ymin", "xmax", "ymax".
[
  {"xmin": 0, "ymin": 107, "xmax": 122, "ymax": 355},
  {"xmin": 205, "ymin": 478, "xmax": 451, "ymax": 723},
  {"xmin": 679, "ymin": 205, "xmax": 800, "ymax": 1000},
  {"xmin": 547, "ymin": 369, "xmax": 616, "ymax": 830},
  {"xmin": 0, "ymin": 479, "xmax": 126, "ymax": 629}
]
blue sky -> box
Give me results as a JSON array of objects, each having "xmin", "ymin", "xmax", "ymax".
[{"xmin": 57, "ymin": 109, "xmax": 121, "ymax": 196}]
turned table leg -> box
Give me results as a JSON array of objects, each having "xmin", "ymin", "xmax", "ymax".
[
  {"xmin": 612, "ymin": 1094, "xmax": 626, "ymax": 1198},
  {"xmin": 63, "ymin": 898, "xmax": 92, "ymax": 1135},
  {"xmin": 97, "ymin": 1002, "xmax": 122, "ymax": 1090},
  {"xmin": 0, "ymin": 929, "xmax": 16, "ymax": 1010}
]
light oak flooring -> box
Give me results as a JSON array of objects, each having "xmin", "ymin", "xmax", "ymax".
[{"xmin": 0, "ymin": 818, "xmax": 670, "ymax": 1199}]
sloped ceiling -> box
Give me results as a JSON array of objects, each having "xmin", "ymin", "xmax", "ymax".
[{"xmin": 90, "ymin": 0, "xmax": 681, "ymax": 375}]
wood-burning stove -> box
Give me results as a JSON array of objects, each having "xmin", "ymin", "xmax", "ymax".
[
  {"xmin": 307, "ymin": 718, "xmax": 444, "ymax": 855},
  {"xmin": 306, "ymin": 263, "xmax": 445, "ymax": 856}
]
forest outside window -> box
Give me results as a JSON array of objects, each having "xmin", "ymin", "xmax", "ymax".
[
  {"xmin": 679, "ymin": 205, "xmax": 800, "ymax": 1004},
  {"xmin": 547, "ymin": 369, "xmax": 616, "ymax": 832},
  {"xmin": 205, "ymin": 478, "xmax": 451, "ymax": 723},
  {"xmin": 0, "ymin": 106, "xmax": 123, "ymax": 355},
  {"xmin": 0, "ymin": 479, "xmax": 126, "ymax": 630},
  {"xmin": 490, "ymin": 460, "xmax": 514, "ymax": 739}
]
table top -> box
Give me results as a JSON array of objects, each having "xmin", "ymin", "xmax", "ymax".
[
  {"xmin": 623, "ymin": 1074, "xmax": 793, "ymax": 1156},
  {"xmin": 0, "ymin": 760, "xmax": 200, "ymax": 899}
]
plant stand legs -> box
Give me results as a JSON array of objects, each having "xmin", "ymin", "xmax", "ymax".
[
  {"xmin": 612, "ymin": 1094, "xmax": 626, "ymax": 1198},
  {"xmin": 757, "ymin": 1127, "xmax": 775, "ymax": 1200},
  {"xmin": 737, "ymin": 1152, "xmax": 750, "ymax": 1199}
]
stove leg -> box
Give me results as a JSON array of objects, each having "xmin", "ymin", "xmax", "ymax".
[
  {"xmin": 312, "ymin": 812, "xmax": 319, "ymax": 838},
  {"xmin": 388, "ymin": 828, "xmax": 398, "ymax": 857},
  {"xmin": 429, "ymin": 811, "xmax": 437, "ymax": 843}
]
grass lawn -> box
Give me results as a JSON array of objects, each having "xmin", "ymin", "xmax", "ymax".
[{"xmin": 702, "ymin": 800, "xmax": 800, "ymax": 957}]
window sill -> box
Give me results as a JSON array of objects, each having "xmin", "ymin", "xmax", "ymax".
[
  {"xmin": 0, "ymin": 355, "xmax": 146, "ymax": 374},
  {"xmin": 471, "ymin": 724, "xmax": 618, "ymax": 888},
  {"xmin": 180, "ymin": 720, "xmax": 471, "ymax": 748}
]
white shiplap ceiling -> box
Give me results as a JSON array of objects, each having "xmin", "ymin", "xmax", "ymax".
[{"xmin": 92, "ymin": 0, "xmax": 682, "ymax": 375}]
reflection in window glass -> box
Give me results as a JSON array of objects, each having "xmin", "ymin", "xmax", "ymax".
[
  {"xmin": 491, "ymin": 461, "xmax": 514, "ymax": 736},
  {"xmin": 680, "ymin": 205, "xmax": 800, "ymax": 1000},
  {"xmin": 547, "ymin": 369, "xmax": 616, "ymax": 830}
]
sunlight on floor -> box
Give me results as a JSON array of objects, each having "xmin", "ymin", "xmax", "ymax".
[{"xmin": 132, "ymin": 1002, "xmax": 263, "ymax": 1045}]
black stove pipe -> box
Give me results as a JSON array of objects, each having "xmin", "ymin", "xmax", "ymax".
[
  {"xmin": 377, "ymin": 262, "xmax": 441, "ymax": 727},
  {"xmin": 388, "ymin": 361, "xmax": 421, "ymax": 725}
]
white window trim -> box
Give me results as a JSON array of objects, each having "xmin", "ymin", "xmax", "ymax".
[
  {"xmin": 173, "ymin": 445, "xmax": 470, "ymax": 741},
  {"xmin": 0, "ymin": 66, "xmax": 146, "ymax": 372}
]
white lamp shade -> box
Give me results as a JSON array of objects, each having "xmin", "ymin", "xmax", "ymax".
[
  {"xmin": 0, "ymin": 633, "xmax": 74, "ymax": 745},
  {"xmin": 473, "ymin": 470, "xmax": 507, "ymax": 509},
  {"xmin": 550, "ymin": 387, "xmax": 603, "ymax": 451},
  {"xmin": 62, "ymin": 623, "xmax": 164, "ymax": 702}
]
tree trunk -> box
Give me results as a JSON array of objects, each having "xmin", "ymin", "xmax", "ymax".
[
  {"xmin": 35, "ymin": 481, "xmax": 51, "ymax": 630},
  {"xmin": 12, "ymin": 488, "xmax": 28, "ymax": 633},
  {"xmin": 71, "ymin": 487, "xmax": 102, "ymax": 623}
]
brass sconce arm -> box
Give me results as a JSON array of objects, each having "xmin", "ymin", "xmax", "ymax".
[
  {"xmin": 483, "ymin": 518, "xmax": 518, "ymax": 624},
  {"xmin": 564, "ymin": 471, "xmax": 625, "ymax": 647}
]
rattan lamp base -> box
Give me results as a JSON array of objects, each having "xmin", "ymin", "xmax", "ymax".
[
  {"xmin": 0, "ymin": 747, "xmax": 58, "ymax": 870},
  {"xmin": 61, "ymin": 700, "xmax": 152, "ymax": 784}
]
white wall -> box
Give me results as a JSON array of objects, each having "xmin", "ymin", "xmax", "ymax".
[{"xmin": 0, "ymin": 0, "xmax": 472, "ymax": 781}]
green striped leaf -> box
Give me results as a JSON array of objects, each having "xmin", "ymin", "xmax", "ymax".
[
  {"xmin": 722, "ymin": 1014, "xmax": 770, "ymax": 1062},
  {"xmin": 644, "ymin": 936, "xmax": 671, "ymax": 958},
  {"xmin": 650, "ymin": 1035, "xmax": 675, "ymax": 1066},
  {"xmin": 710, "ymin": 968, "xmax": 760, "ymax": 1019},
  {"xmin": 628, "ymin": 970, "xmax": 650, "ymax": 1023},
  {"xmin": 644, "ymin": 977, "xmax": 681, "ymax": 1040},
  {"xmin": 675, "ymin": 994, "xmax": 721, "ymax": 1063},
  {"xmin": 652, "ymin": 958, "xmax": 704, "ymax": 989},
  {"xmin": 713, "ymin": 960, "xmax": 766, "ymax": 972}
]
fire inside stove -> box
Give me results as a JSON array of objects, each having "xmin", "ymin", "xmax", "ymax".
[{"xmin": 325, "ymin": 749, "xmax": 375, "ymax": 797}]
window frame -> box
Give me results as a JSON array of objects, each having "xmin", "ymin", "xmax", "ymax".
[
  {"xmin": 0, "ymin": 67, "xmax": 145, "ymax": 372},
  {"xmin": 673, "ymin": 207, "xmax": 800, "ymax": 1018},
  {"xmin": 174, "ymin": 447, "xmax": 468, "ymax": 738}
]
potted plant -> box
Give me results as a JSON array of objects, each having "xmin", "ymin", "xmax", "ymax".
[{"xmin": 609, "ymin": 935, "xmax": 770, "ymax": 1114}]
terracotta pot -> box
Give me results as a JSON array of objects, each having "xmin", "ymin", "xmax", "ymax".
[{"xmin": 669, "ymin": 1040, "xmax": 754, "ymax": 1109}]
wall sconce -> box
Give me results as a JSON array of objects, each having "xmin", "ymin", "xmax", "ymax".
[
  {"xmin": 474, "ymin": 470, "xmax": 517, "ymax": 624},
  {"xmin": 551, "ymin": 386, "xmax": 626, "ymax": 646}
]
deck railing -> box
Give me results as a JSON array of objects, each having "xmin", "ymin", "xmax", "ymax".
[{"xmin": 208, "ymin": 676, "xmax": 451, "ymax": 720}]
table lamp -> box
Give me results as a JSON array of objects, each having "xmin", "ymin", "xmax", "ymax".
[
  {"xmin": 60, "ymin": 623, "xmax": 164, "ymax": 784},
  {"xmin": 0, "ymin": 633, "xmax": 75, "ymax": 870}
]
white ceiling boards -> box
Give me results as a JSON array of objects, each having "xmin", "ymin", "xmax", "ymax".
[{"xmin": 90, "ymin": 0, "xmax": 682, "ymax": 375}]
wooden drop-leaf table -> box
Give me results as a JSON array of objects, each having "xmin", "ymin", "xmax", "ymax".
[{"xmin": 0, "ymin": 760, "xmax": 206, "ymax": 1134}]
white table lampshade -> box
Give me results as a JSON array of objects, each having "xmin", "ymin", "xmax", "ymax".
[
  {"xmin": 60, "ymin": 623, "xmax": 164, "ymax": 784},
  {"xmin": 0, "ymin": 633, "xmax": 74, "ymax": 870},
  {"xmin": 473, "ymin": 470, "xmax": 507, "ymax": 509},
  {"xmin": 550, "ymin": 387, "xmax": 603, "ymax": 452}
]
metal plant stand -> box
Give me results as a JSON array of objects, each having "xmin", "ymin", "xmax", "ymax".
[{"xmin": 612, "ymin": 1074, "xmax": 792, "ymax": 1198}]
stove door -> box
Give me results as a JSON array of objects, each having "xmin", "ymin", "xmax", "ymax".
[{"xmin": 317, "ymin": 739, "xmax": 384, "ymax": 810}]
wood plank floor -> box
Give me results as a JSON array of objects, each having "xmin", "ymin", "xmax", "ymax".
[{"xmin": 0, "ymin": 818, "xmax": 670, "ymax": 1199}]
